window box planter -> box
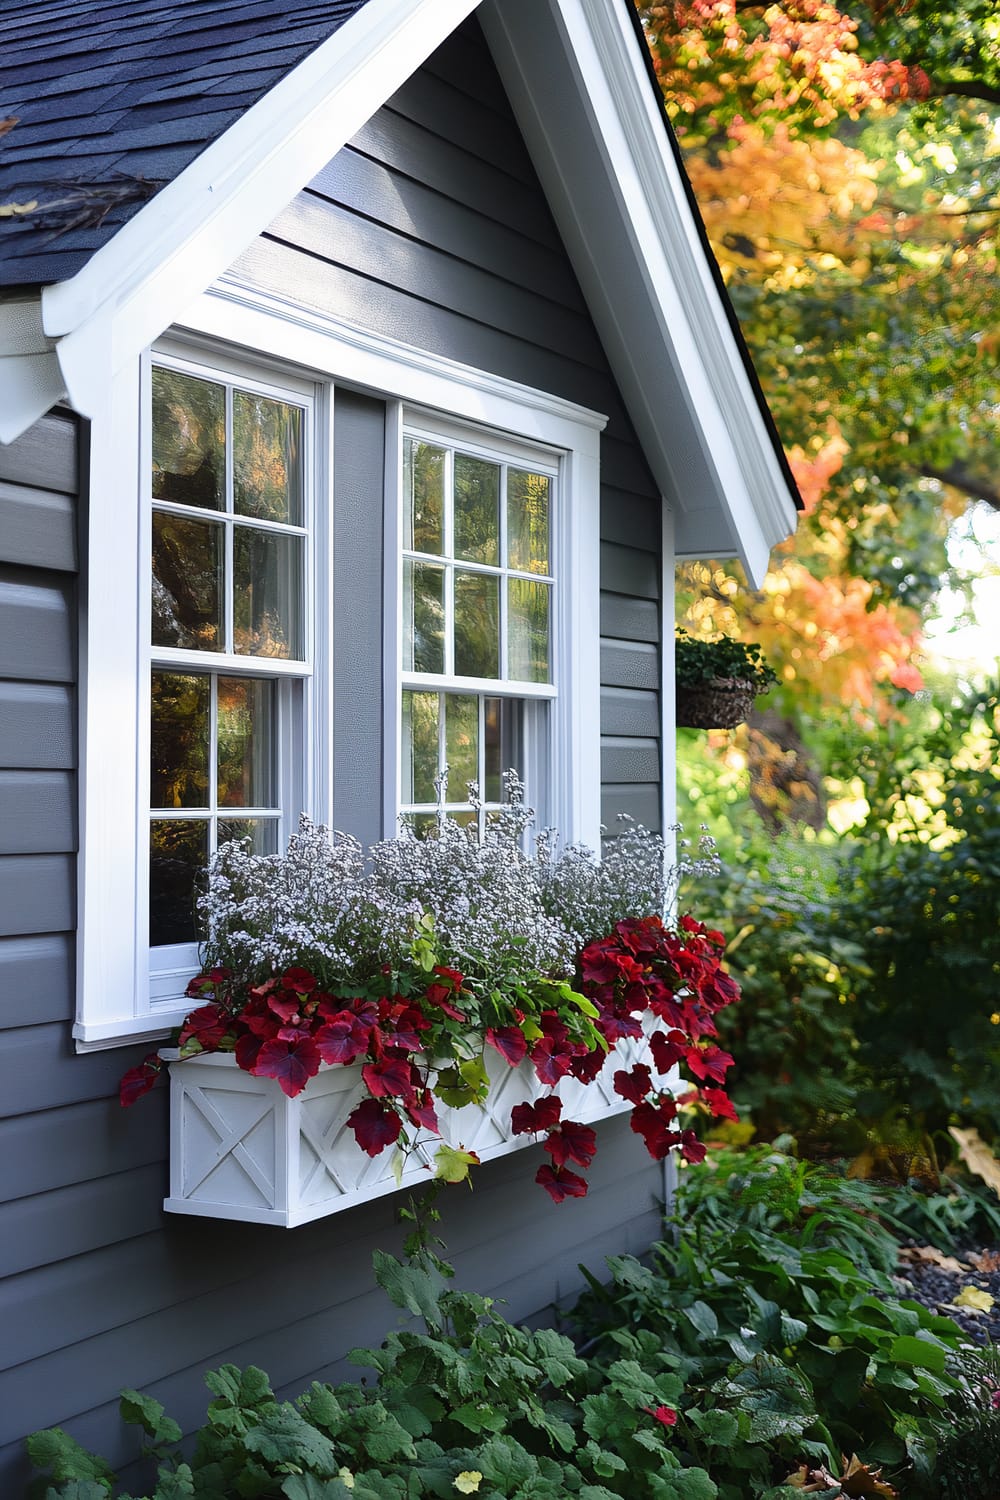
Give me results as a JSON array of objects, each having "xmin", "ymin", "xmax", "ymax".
[{"xmin": 164, "ymin": 1032, "xmax": 659, "ymax": 1227}]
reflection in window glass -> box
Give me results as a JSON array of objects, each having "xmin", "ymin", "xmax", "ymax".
[
  {"xmin": 404, "ymin": 438, "xmax": 445, "ymax": 555},
  {"xmin": 151, "ymin": 672, "xmax": 210, "ymax": 809},
  {"xmin": 151, "ymin": 511, "xmax": 224, "ymax": 650},
  {"xmin": 454, "ymin": 570, "xmax": 499, "ymax": 679},
  {"xmin": 454, "ymin": 453, "xmax": 499, "ymax": 565},
  {"xmin": 402, "ymin": 690, "xmax": 439, "ymax": 804},
  {"xmin": 152, "ymin": 368, "xmax": 225, "ymax": 510},
  {"xmin": 150, "ymin": 819, "xmax": 208, "ymax": 946},
  {"xmin": 403, "ymin": 560, "xmax": 446, "ymax": 674},
  {"xmin": 233, "ymin": 528, "xmax": 302, "ymax": 658},
  {"xmin": 217, "ymin": 677, "xmax": 274, "ymax": 807},
  {"xmin": 217, "ymin": 817, "xmax": 279, "ymax": 854},
  {"xmin": 507, "ymin": 469, "xmax": 549, "ymax": 574},
  {"xmin": 445, "ymin": 693, "xmax": 478, "ymax": 798},
  {"xmin": 508, "ymin": 578, "xmax": 550, "ymax": 684},
  {"xmin": 233, "ymin": 392, "xmax": 302, "ymax": 524}
]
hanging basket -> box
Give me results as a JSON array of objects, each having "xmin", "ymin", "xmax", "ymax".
[{"xmin": 676, "ymin": 677, "xmax": 756, "ymax": 730}]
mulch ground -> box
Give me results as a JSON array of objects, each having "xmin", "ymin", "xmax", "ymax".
[{"xmin": 895, "ymin": 1244, "xmax": 1000, "ymax": 1345}]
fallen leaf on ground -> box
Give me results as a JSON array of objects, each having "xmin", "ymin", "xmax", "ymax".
[
  {"xmin": 968, "ymin": 1249, "xmax": 1000, "ymax": 1273},
  {"xmin": 949, "ymin": 1127, "xmax": 1000, "ymax": 1197},
  {"xmin": 953, "ymin": 1285, "xmax": 995, "ymax": 1314},
  {"xmin": 899, "ymin": 1245, "xmax": 965, "ymax": 1274},
  {"xmin": 841, "ymin": 1453, "xmax": 899, "ymax": 1497}
]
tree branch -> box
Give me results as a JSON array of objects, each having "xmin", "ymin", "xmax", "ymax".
[{"xmin": 921, "ymin": 463, "xmax": 1000, "ymax": 511}]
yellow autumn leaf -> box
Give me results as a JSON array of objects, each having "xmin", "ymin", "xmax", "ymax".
[
  {"xmin": 338, "ymin": 1469, "xmax": 355, "ymax": 1491},
  {"xmin": 0, "ymin": 199, "xmax": 38, "ymax": 217},
  {"xmin": 953, "ymin": 1285, "xmax": 994, "ymax": 1314},
  {"xmin": 434, "ymin": 1143, "xmax": 480, "ymax": 1184},
  {"xmin": 454, "ymin": 1472, "xmax": 483, "ymax": 1494},
  {"xmin": 949, "ymin": 1126, "xmax": 1000, "ymax": 1198}
]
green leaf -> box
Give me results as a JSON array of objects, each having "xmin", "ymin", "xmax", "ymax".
[
  {"xmin": 888, "ymin": 1335, "xmax": 947, "ymax": 1373},
  {"xmin": 154, "ymin": 1466, "xmax": 196, "ymax": 1499},
  {"xmin": 687, "ymin": 1409, "xmax": 739, "ymax": 1444},
  {"xmin": 450, "ymin": 1403, "xmax": 507, "ymax": 1434},
  {"xmin": 119, "ymin": 1390, "xmax": 183, "ymax": 1446},
  {"xmin": 371, "ymin": 1251, "xmax": 444, "ymax": 1326},
  {"xmin": 682, "ymin": 1301, "xmax": 719, "ymax": 1339},
  {"xmin": 26, "ymin": 1428, "xmax": 116, "ymax": 1487},
  {"xmin": 281, "ymin": 1477, "xmax": 355, "ymax": 1500},
  {"xmin": 243, "ymin": 1407, "xmax": 338, "ymax": 1474},
  {"xmin": 476, "ymin": 1435, "xmax": 538, "ymax": 1489}
]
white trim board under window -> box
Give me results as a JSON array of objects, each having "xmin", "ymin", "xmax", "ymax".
[{"xmin": 75, "ymin": 286, "xmax": 604, "ymax": 1049}]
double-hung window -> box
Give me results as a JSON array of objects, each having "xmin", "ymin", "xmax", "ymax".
[
  {"xmin": 146, "ymin": 351, "xmax": 314, "ymax": 1008},
  {"xmin": 399, "ymin": 419, "xmax": 557, "ymax": 834},
  {"xmin": 75, "ymin": 290, "xmax": 602, "ymax": 1050}
]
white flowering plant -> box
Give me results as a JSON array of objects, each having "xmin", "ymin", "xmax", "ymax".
[{"xmin": 121, "ymin": 775, "xmax": 742, "ymax": 1201}]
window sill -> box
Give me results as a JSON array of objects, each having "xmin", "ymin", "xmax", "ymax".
[{"xmin": 74, "ymin": 1007, "xmax": 192, "ymax": 1053}]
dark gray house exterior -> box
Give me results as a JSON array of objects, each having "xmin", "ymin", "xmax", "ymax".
[{"xmin": 0, "ymin": 0, "xmax": 798, "ymax": 1488}]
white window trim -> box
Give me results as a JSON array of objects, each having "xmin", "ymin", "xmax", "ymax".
[{"xmin": 75, "ymin": 281, "xmax": 605, "ymax": 1050}]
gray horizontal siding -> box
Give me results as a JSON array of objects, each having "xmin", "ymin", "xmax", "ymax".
[
  {"xmin": 0, "ymin": 770, "xmax": 76, "ymax": 853},
  {"xmin": 0, "ymin": 481, "xmax": 77, "ymax": 572},
  {"xmin": 0, "ymin": 682, "xmax": 75, "ymax": 768},
  {"xmin": 0, "ymin": 20, "xmax": 670, "ymax": 1495}
]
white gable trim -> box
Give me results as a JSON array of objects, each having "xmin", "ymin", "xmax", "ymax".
[
  {"xmin": 1, "ymin": 0, "xmax": 796, "ymax": 582},
  {"xmin": 0, "ymin": 0, "xmax": 481, "ymax": 443},
  {"xmin": 480, "ymin": 0, "xmax": 797, "ymax": 585}
]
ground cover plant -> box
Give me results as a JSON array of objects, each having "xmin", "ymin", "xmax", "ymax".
[{"xmin": 29, "ymin": 1153, "xmax": 1000, "ymax": 1499}]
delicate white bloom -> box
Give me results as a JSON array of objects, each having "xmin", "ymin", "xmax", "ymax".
[{"xmin": 197, "ymin": 782, "xmax": 720, "ymax": 987}]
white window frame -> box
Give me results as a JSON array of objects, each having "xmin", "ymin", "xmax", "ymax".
[{"xmin": 75, "ymin": 282, "xmax": 604, "ymax": 1050}]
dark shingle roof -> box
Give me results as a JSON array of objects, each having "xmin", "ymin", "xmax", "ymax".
[{"xmin": 0, "ymin": 0, "xmax": 370, "ymax": 287}]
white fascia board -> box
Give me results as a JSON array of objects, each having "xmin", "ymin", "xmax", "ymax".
[
  {"xmin": 0, "ymin": 296, "xmax": 65, "ymax": 444},
  {"xmin": 38, "ymin": 0, "xmax": 482, "ymax": 424},
  {"xmin": 480, "ymin": 0, "xmax": 797, "ymax": 587}
]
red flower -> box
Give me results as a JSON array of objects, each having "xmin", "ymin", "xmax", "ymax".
[{"xmin": 642, "ymin": 1405, "xmax": 678, "ymax": 1428}]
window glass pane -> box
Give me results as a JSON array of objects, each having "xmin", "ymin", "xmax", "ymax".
[
  {"xmin": 508, "ymin": 577, "xmax": 550, "ymax": 683},
  {"xmin": 151, "ymin": 511, "xmax": 224, "ymax": 650},
  {"xmin": 404, "ymin": 438, "xmax": 445, "ymax": 556},
  {"xmin": 152, "ymin": 368, "xmax": 225, "ymax": 510},
  {"xmin": 454, "ymin": 453, "xmax": 499, "ymax": 565},
  {"xmin": 403, "ymin": 560, "xmax": 445, "ymax": 674},
  {"xmin": 233, "ymin": 527, "xmax": 302, "ymax": 658},
  {"xmin": 445, "ymin": 693, "xmax": 478, "ymax": 800},
  {"xmin": 150, "ymin": 672, "xmax": 210, "ymax": 809},
  {"xmin": 402, "ymin": 690, "xmax": 440, "ymax": 804},
  {"xmin": 507, "ymin": 469, "xmax": 550, "ymax": 575},
  {"xmin": 150, "ymin": 818, "xmax": 208, "ymax": 946},
  {"xmin": 218, "ymin": 677, "xmax": 274, "ymax": 807},
  {"xmin": 217, "ymin": 817, "xmax": 279, "ymax": 854},
  {"xmin": 233, "ymin": 392, "xmax": 303, "ymax": 524},
  {"xmin": 454, "ymin": 570, "xmax": 499, "ymax": 678}
]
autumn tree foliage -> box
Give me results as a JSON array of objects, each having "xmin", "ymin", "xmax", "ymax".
[{"xmin": 645, "ymin": 0, "xmax": 1000, "ymax": 820}]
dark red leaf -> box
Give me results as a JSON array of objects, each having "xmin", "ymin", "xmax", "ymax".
[
  {"xmin": 701, "ymin": 1086, "xmax": 739, "ymax": 1121},
  {"xmin": 362, "ymin": 1058, "xmax": 415, "ymax": 1099},
  {"xmin": 404, "ymin": 1087, "xmax": 439, "ymax": 1134},
  {"xmin": 535, "ymin": 1163, "xmax": 589, "ymax": 1203},
  {"xmin": 613, "ymin": 1063, "xmax": 653, "ymax": 1105},
  {"xmin": 510, "ymin": 1096, "xmax": 563, "ymax": 1135},
  {"xmin": 314, "ymin": 1016, "xmax": 368, "ymax": 1066},
  {"xmin": 485, "ymin": 1025, "xmax": 527, "ymax": 1066},
  {"xmin": 281, "ymin": 966, "xmax": 319, "ymax": 993},
  {"xmin": 569, "ymin": 1047, "xmax": 607, "ymax": 1084},
  {"xmin": 347, "ymin": 1097, "xmax": 403, "ymax": 1156},
  {"xmin": 544, "ymin": 1120, "xmax": 597, "ymax": 1169},
  {"xmin": 530, "ymin": 1036, "xmax": 574, "ymax": 1085},
  {"xmin": 630, "ymin": 1100, "xmax": 680, "ymax": 1160},
  {"xmin": 685, "ymin": 1044, "xmax": 734, "ymax": 1084},
  {"xmin": 119, "ymin": 1052, "xmax": 163, "ymax": 1107},
  {"xmin": 234, "ymin": 1032, "xmax": 264, "ymax": 1072},
  {"xmin": 177, "ymin": 1004, "xmax": 228, "ymax": 1050},
  {"xmin": 252, "ymin": 1035, "xmax": 322, "ymax": 1098}
]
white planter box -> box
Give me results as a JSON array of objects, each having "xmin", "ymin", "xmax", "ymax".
[{"xmin": 165, "ymin": 1033, "xmax": 656, "ymax": 1227}]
